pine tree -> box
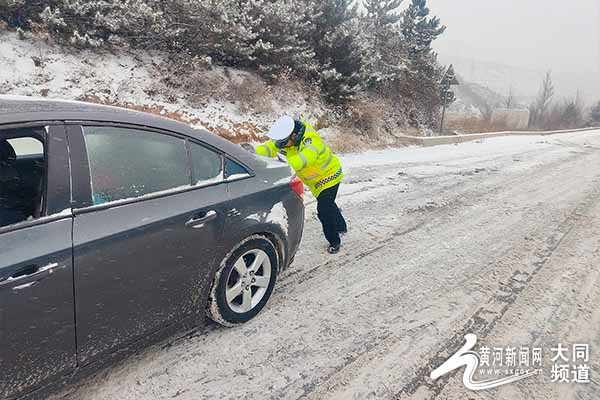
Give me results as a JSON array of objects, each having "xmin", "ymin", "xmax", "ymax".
[
  {"xmin": 401, "ymin": 0, "xmax": 445, "ymax": 60},
  {"xmin": 160, "ymin": 0, "xmax": 316, "ymax": 78},
  {"xmin": 399, "ymin": 0, "xmax": 446, "ymax": 125},
  {"xmin": 0, "ymin": 0, "xmax": 56, "ymax": 29},
  {"xmin": 305, "ymin": 0, "xmax": 364, "ymax": 104},
  {"xmin": 245, "ymin": 0, "xmax": 317, "ymax": 79},
  {"xmin": 364, "ymin": 0, "xmax": 403, "ymax": 27},
  {"xmin": 178, "ymin": 0, "xmax": 259, "ymax": 65},
  {"xmin": 360, "ymin": 0, "xmax": 405, "ymax": 88},
  {"xmin": 36, "ymin": 0, "xmax": 165, "ymax": 48}
]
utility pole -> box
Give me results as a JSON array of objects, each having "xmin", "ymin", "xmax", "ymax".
[{"xmin": 439, "ymin": 64, "xmax": 459, "ymax": 135}]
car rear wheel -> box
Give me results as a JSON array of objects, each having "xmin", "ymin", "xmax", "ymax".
[{"xmin": 207, "ymin": 235, "xmax": 279, "ymax": 326}]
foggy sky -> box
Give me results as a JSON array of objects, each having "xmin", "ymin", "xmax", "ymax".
[{"xmin": 427, "ymin": 0, "xmax": 599, "ymax": 74}]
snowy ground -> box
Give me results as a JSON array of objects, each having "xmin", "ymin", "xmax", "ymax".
[{"xmin": 52, "ymin": 131, "xmax": 600, "ymax": 400}]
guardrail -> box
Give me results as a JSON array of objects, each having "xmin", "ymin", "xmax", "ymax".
[{"xmin": 393, "ymin": 127, "xmax": 600, "ymax": 148}]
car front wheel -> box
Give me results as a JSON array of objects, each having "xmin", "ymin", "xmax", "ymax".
[{"xmin": 207, "ymin": 235, "xmax": 279, "ymax": 326}]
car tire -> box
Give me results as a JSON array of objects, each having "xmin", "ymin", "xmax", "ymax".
[{"xmin": 207, "ymin": 235, "xmax": 279, "ymax": 327}]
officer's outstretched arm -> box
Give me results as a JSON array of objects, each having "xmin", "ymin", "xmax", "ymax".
[
  {"xmin": 255, "ymin": 141, "xmax": 278, "ymax": 158},
  {"xmin": 288, "ymin": 137, "xmax": 324, "ymax": 172}
]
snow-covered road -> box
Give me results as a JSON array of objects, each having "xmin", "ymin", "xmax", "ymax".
[{"xmin": 54, "ymin": 131, "xmax": 600, "ymax": 400}]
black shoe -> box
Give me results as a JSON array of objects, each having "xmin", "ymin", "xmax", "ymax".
[{"xmin": 327, "ymin": 244, "xmax": 341, "ymax": 254}]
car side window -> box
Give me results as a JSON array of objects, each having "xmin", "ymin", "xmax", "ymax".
[
  {"xmin": 225, "ymin": 158, "xmax": 250, "ymax": 179},
  {"xmin": 82, "ymin": 126, "xmax": 190, "ymax": 205},
  {"xmin": 0, "ymin": 128, "xmax": 46, "ymax": 228},
  {"xmin": 8, "ymin": 137, "xmax": 44, "ymax": 157},
  {"xmin": 189, "ymin": 142, "xmax": 223, "ymax": 185}
]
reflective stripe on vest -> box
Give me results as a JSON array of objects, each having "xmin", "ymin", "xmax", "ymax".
[
  {"xmin": 303, "ymin": 145, "xmax": 320, "ymax": 156},
  {"xmin": 259, "ymin": 144, "xmax": 273, "ymax": 158},
  {"xmin": 297, "ymin": 153, "xmax": 308, "ymax": 170},
  {"xmin": 321, "ymin": 151, "xmax": 333, "ymax": 171},
  {"xmin": 315, "ymin": 168, "xmax": 342, "ymax": 189}
]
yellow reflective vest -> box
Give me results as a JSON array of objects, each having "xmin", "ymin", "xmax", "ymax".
[{"xmin": 256, "ymin": 122, "xmax": 343, "ymax": 197}]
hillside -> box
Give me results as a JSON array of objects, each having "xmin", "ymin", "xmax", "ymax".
[
  {"xmin": 0, "ymin": 31, "xmax": 315, "ymax": 140},
  {"xmin": 448, "ymin": 78, "xmax": 509, "ymax": 117},
  {"xmin": 0, "ymin": 0, "xmax": 453, "ymax": 151},
  {"xmin": 0, "ymin": 31, "xmax": 416, "ymax": 152},
  {"xmin": 440, "ymin": 55, "xmax": 600, "ymax": 105}
]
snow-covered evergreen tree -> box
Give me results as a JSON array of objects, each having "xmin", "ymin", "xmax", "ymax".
[
  {"xmin": 245, "ymin": 0, "xmax": 317, "ymax": 79},
  {"xmin": 33, "ymin": 0, "xmax": 166, "ymax": 48},
  {"xmin": 304, "ymin": 0, "xmax": 363, "ymax": 104},
  {"xmin": 153, "ymin": 1, "xmax": 315, "ymax": 79},
  {"xmin": 401, "ymin": 0, "xmax": 445, "ymax": 60},
  {"xmin": 360, "ymin": 0, "xmax": 405, "ymax": 88},
  {"xmin": 0, "ymin": 0, "xmax": 49, "ymax": 29},
  {"xmin": 169, "ymin": 0, "xmax": 259, "ymax": 64},
  {"xmin": 399, "ymin": 0, "xmax": 446, "ymax": 125}
]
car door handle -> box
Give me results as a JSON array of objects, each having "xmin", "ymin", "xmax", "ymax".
[
  {"xmin": 185, "ymin": 210, "xmax": 218, "ymax": 229},
  {"xmin": 0, "ymin": 262, "xmax": 59, "ymax": 289},
  {"xmin": 12, "ymin": 281, "xmax": 39, "ymax": 291}
]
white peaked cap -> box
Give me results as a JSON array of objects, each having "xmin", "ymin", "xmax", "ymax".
[{"xmin": 268, "ymin": 116, "xmax": 295, "ymax": 140}]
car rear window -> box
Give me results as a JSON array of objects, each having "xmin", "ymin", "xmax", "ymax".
[
  {"xmin": 189, "ymin": 142, "xmax": 223, "ymax": 185},
  {"xmin": 82, "ymin": 126, "xmax": 191, "ymax": 204},
  {"xmin": 225, "ymin": 159, "xmax": 249, "ymax": 178}
]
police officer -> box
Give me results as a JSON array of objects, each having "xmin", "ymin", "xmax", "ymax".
[{"xmin": 256, "ymin": 116, "xmax": 347, "ymax": 254}]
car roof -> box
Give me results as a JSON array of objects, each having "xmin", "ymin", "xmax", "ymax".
[{"xmin": 0, "ymin": 95, "xmax": 260, "ymax": 169}]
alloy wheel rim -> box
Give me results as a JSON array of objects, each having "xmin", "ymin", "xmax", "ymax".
[{"xmin": 225, "ymin": 249, "xmax": 272, "ymax": 314}]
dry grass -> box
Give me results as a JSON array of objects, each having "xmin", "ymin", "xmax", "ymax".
[
  {"xmin": 211, "ymin": 122, "xmax": 265, "ymax": 144},
  {"xmin": 445, "ymin": 115, "xmax": 522, "ymax": 134},
  {"xmin": 312, "ymin": 114, "xmax": 336, "ymax": 131},
  {"xmin": 270, "ymin": 69, "xmax": 317, "ymax": 108},
  {"xmin": 327, "ymin": 129, "xmax": 411, "ymax": 154},
  {"xmin": 328, "ymin": 131, "xmax": 370, "ymax": 153},
  {"xmin": 342, "ymin": 98, "xmax": 386, "ymax": 137},
  {"xmin": 226, "ymin": 74, "xmax": 273, "ymax": 114},
  {"xmin": 403, "ymin": 126, "xmax": 423, "ymax": 137},
  {"xmin": 156, "ymin": 60, "xmax": 274, "ymax": 115},
  {"xmin": 326, "ymin": 95, "xmax": 413, "ymax": 152},
  {"xmin": 178, "ymin": 71, "xmax": 230, "ymax": 107},
  {"xmin": 79, "ymin": 94, "xmax": 196, "ymax": 123}
]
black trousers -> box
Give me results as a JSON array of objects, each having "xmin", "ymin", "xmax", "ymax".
[{"xmin": 317, "ymin": 183, "xmax": 347, "ymax": 247}]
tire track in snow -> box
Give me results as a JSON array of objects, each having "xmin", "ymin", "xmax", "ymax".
[
  {"xmin": 289, "ymin": 141, "xmax": 600, "ymax": 400},
  {"xmin": 393, "ymin": 185, "xmax": 600, "ymax": 400}
]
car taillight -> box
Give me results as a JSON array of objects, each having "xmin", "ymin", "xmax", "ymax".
[{"xmin": 290, "ymin": 176, "xmax": 304, "ymax": 199}]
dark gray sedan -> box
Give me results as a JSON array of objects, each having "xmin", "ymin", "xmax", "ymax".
[{"xmin": 0, "ymin": 97, "xmax": 304, "ymax": 399}]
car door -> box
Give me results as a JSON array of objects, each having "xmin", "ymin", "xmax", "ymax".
[
  {"xmin": 0, "ymin": 124, "xmax": 75, "ymax": 399},
  {"xmin": 67, "ymin": 124, "xmax": 230, "ymax": 365}
]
